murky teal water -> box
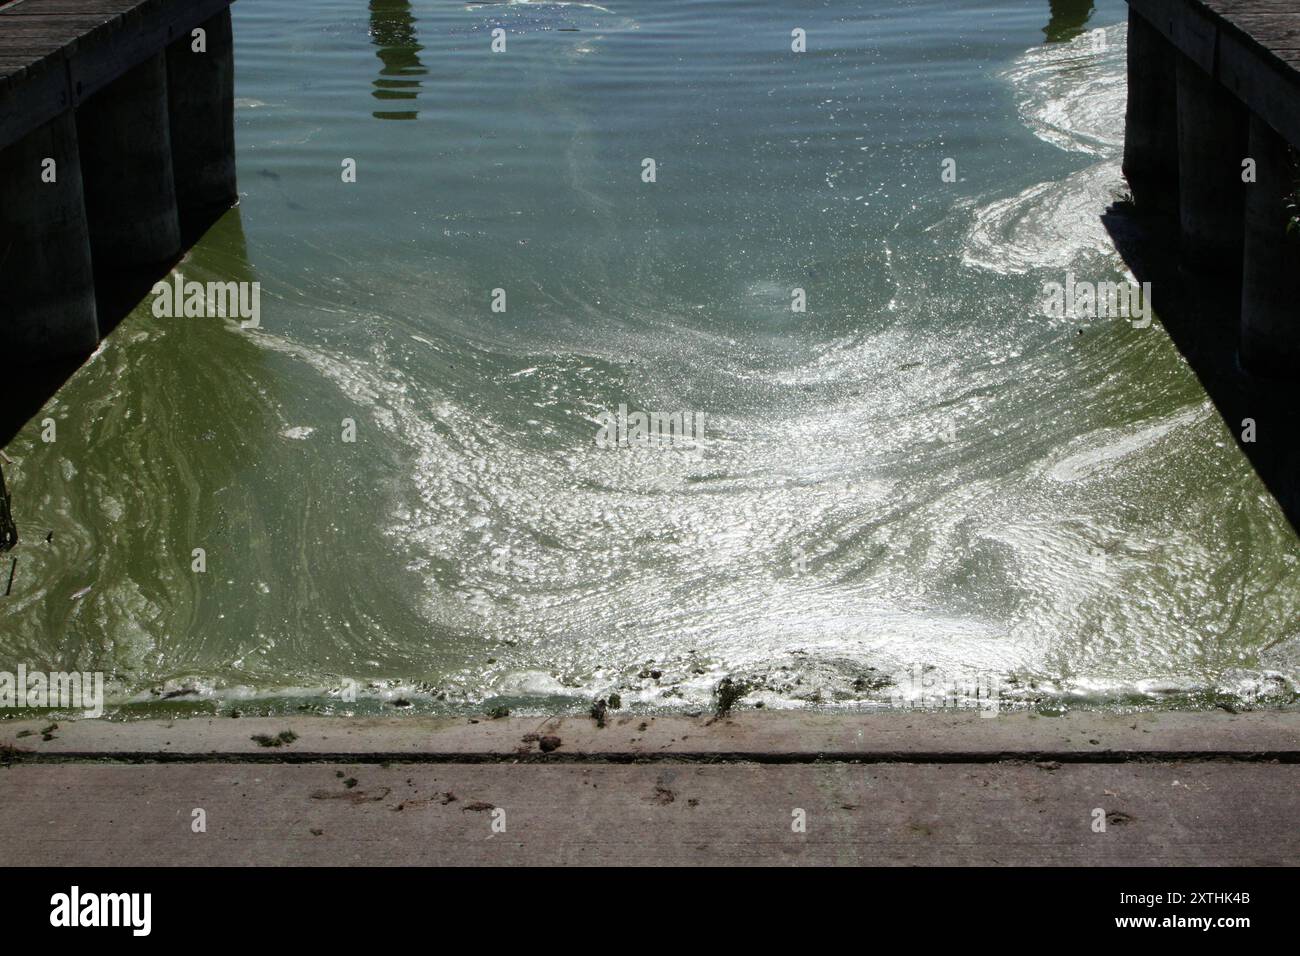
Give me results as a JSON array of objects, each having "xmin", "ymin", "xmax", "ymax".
[{"xmin": 2, "ymin": 0, "xmax": 1297, "ymax": 717}]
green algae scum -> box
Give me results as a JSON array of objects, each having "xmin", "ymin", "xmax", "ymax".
[{"xmin": 1, "ymin": 0, "xmax": 1298, "ymax": 722}]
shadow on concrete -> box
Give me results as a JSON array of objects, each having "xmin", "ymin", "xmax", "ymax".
[
  {"xmin": 1102, "ymin": 202, "xmax": 1300, "ymax": 534},
  {"xmin": 0, "ymin": 203, "xmax": 236, "ymax": 449}
]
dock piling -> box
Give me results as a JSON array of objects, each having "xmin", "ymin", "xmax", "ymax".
[
  {"xmin": 1, "ymin": 1, "xmax": 242, "ymax": 365},
  {"xmin": 0, "ymin": 111, "xmax": 100, "ymax": 362},
  {"xmin": 76, "ymin": 52, "xmax": 183, "ymax": 271},
  {"xmin": 167, "ymin": 8, "xmax": 239, "ymax": 238},
  {"xmin": 1240, "ymin": 115, "xmax": 1300, "ymax": 376},
  {"xmin": 1122, "ymin": 0, "xmax": 1299, "ymax": 377},
  {"xmin": 1122, "ymin": 10, "xmax": 1179, "ymax": 216},
  {"xmin": 1175, "ymin": 52, "xmax": 1248, "ymax": 272}
]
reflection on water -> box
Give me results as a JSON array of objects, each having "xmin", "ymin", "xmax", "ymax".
[
  {"xmin": 1044, "ymin": 0, "xmax": 1094, "ymax": 42},
  {"xmin": 369, "ymin": 0, "xmax": 426, "ymax": 120}
]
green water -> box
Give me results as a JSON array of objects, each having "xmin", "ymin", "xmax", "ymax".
[{"xmin": 2, "ymin": 0, "xmax": 1297, "ymax": 717}]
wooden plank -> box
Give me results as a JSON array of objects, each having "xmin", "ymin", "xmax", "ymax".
[
  {"xmin": 1130, "ymin": 0, "xmax": 1220, "ymax": 71},
  {"xmin": 2, "ymin": 1, "xmax": 148, "ymax": 12},
  {"xmin": 2, "ymin": 7, "xmax": 132, "ymax": 18},
  {"xmin": 0, "ymin": 37, "xmax": 84, "ymax": 61},
  {"xmin": 0, "ymin": 1, "xmax": 140, "ymax": 80},
  {"xmin": 69, "ymin": 0, "xmax": 234, "ymax": 103},
  {"xmin": 0, "ymin": 53, "xmax": 70, "ymax": 145},
  {"xmin": 1192, "ymin": 0, "xmax": 1300, "ymax": 63},
  {"xmin": 0, "ymin": 0, "xmax": 151, "ymax": 12},
  {"xmin": 2, "ymin": 18, "xmax": 128, "ymax": 37},
  {"xmin": 1225, "ymin": 15, "xmax": 1300, "ymax": 51},
  {"xmin": 0, "ymin": 42, "xmax": 72, "ymax": 70},
  {"xmin": 0, "ymin": 56, "xmax": 34, "ymax": 84},
  {"xmin": 0, "ymin": 0, "xmax": 197, "ymax": 70},
  {"xmin": 0, "ymin": 0, "xmax": 234, "ymax": 149},
  {"xmin": 1218, "ymin": 22, "xmax": 1300, "ymax": 147},
  {"xmin": 1130, "ymin": 0, "xmax": 1300, "ymax": 148}
]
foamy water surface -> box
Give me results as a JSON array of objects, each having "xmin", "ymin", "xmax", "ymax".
[{"xmin": 2, "ymin": 0, "xmax": 1296, "ymax": 718}]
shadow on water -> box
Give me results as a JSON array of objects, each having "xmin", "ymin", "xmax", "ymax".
[
  {"xmin": 0, "ymin": 200, "xmax": 237, "ymax": 449},
  {"xmin": 1, "ymin": 360, "xmax": 82, "ymax": 451},
  {"xmin": 0, "ymin": 271, "xmax": 172, "ymax": 450},
  {"xmin": 1102, "ymin": 204, "xmax": 1300, "ymax": 536},
  {"xmin": 0, "ymin": 203, "xmax": 286, "ymax": 674},
  {"xmin": 370, "ymin": 0, "xmax": 427, "ymax": 120},
  {"xmin": 1044, "ymin": 0, "xmax": 1094, "ymax": 43}
]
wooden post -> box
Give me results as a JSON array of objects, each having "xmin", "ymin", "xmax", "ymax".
[
  {"xmin": 0, "ymin": 111, "xmax": 99, "ymax": 361},
  {"xmin": 1240, "ymin": 114, "xmax": 1299, "ymax": 376},
  {"xmin": 76, "ymin": 52, "xmax": 182, "ymax": 271},
  {"xmin": 0, "ymin": 460, "xmax": 15, "ymax": 554},
  {"xmin": 1176, "ymin": 52, "xmax": 1248, "ymax": 272},
  {"xmin": 167, "ymin": 7, "xmax": 238, "ymax": 239},
  {"xmin": 1122, "ymin": 10, "xmax": 1179, "ymax": 216}
]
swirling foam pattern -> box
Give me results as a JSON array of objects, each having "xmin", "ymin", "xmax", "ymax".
[{"xmin": 1, "ymin": 1, "xmax": 1295, "ymax": 717}]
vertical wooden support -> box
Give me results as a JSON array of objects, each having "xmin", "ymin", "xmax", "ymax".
[
  {"xmin": 167, "ymin": 7, "xmax": 238, "ymax": 239},
  {"xmin": 0, "ymin": 459, "xmax": 15, "ymax": 554},
  {"xmin": 0, "ymin": 111, "xmax": 99, "ymax": 361},
  {"xmin": 1176, "ymin": 53, "xmax": 1248, "ymax": 271},
  {"xmin": 1240, "ymin": 115, "xmax": 1299, "ymax": 376},
  {"xmin": 76, "ymin": 52, "xmax": 182, "ymax": 270},
  {"xmin": 1122, "ymin": 10, "xmax": 1179, "ymax": 216}
]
